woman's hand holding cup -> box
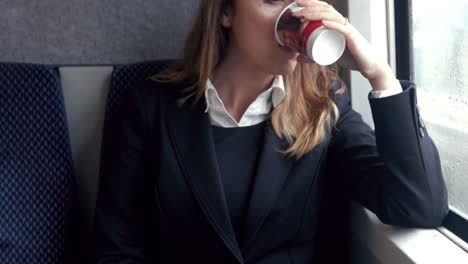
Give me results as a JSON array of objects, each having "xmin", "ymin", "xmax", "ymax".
[{"xmin": 292, "ymin": 0, "xmax": 397, "ymax": 91}]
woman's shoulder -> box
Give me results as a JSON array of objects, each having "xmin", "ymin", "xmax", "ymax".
[{"xmin": 129, "ymin": 77, "xmax": 191, "ymax": 110}]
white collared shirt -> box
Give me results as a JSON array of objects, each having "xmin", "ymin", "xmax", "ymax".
[{"xmin": 204, "ymin": 76, "xmax": 402, "ymax": 128}]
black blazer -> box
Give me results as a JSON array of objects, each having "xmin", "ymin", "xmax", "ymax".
[{"xmin": 94, "ymin": 78, "xmax": 448, "ymax": 264}]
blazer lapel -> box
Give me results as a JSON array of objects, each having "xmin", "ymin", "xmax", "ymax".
[
  {"xmin": 166, "ymin": 97, "xmax": 244, "ymax": 263},
  {"xmin": 242, "ymin": 120, "xmax": 295, "ymax": 252}
]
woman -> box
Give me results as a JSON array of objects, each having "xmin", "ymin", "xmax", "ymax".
[{"xmin": 94, "ymin": 0, "xmax": 448, "ymax": 263}]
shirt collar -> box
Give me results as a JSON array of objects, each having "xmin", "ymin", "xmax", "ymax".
[
  {"xmin": 270, "ymin": 75, "xmax": 286, "ymax": 108},
  {"xmin": 204, "ymin": 75, "xmax": 286, "ymax": 113}
]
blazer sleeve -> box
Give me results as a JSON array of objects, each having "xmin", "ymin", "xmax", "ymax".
[
  {"xmin": 94, "ymin": 80, "xmax": 160, "ymax": 263},
  {"xmin": 328, "ymin": 80, "xmax": 449, "ymax": 228}
]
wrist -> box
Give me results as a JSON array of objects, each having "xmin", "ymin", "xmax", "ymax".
[{"xmin": 367, "ymin": 65, "xmax": 397, "ymax": 91}]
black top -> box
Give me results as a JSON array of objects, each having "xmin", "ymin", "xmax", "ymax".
[
  {"xmin": 211, "ymin": 121, "xmax": 267, "ymax": 246},
  {"xmin": 95, "ymin": 77, "xmax": 448, "ymax": 264}
]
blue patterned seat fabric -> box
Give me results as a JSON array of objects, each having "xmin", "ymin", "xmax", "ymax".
[
  {"xmin": 100, "ymin": 60, "xmax": 176, "ymax": 158},
  {"xmin": 0, "ymin": 63, "xmax": 75, "ymax": 263}
]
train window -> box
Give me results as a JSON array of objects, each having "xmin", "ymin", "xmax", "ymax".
[{"xmin": 397, "ymin": 0, "xmax": 468, "ymax": 243}]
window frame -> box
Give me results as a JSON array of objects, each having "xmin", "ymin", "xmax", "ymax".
[{"xmin": 394, "ymin": 0, "xmax": 468, "ymax": 245}]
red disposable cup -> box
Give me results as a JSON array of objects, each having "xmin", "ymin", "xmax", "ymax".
[{"xmin": 275, "ymin": 2, "xmax": 346, "ymax": 66}]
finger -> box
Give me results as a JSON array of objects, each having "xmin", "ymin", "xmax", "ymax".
[
  {"xmin": 295, "ymin": 0, "xmax": 329, "ymax": 7},
  {"xmin": 293, "ymin": 1, "xmax": 332, "ymax": 15},
  {"xmin": 292, "ymin": 9, "xmax": 340, "ymax": 22},
  {"xmin": 292, "ymin": 5, "xmax": 332, "ymax": 17},
  {"xmin": 321, "ymin": 19, "xmax": 352, "ymax": 37},
  {"xmin": 322, "ymin": 20, "xmax": 373, "ymax": 58},
  {"xmin": 292, "ymin": 4, "xmax": 346, "ymax": 25}
]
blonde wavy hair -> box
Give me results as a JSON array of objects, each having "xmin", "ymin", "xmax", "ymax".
[{"xmin": 151, "ymin": 0, "xmax": 346, "ymax": 160}]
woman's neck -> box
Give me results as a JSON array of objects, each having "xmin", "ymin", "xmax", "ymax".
[{"xmin": 211, "ymin": 49, "xmax": 276, "ymax": 122}]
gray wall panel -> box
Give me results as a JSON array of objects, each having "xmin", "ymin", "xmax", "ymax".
[{"xmin": 0, "ymin": 0, "xmax": 200, "ymax": 64}]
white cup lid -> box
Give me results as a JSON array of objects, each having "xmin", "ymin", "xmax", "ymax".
[{"xmin": 306, "ymin": 26, "xmax": 346, "ymax": 66}]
